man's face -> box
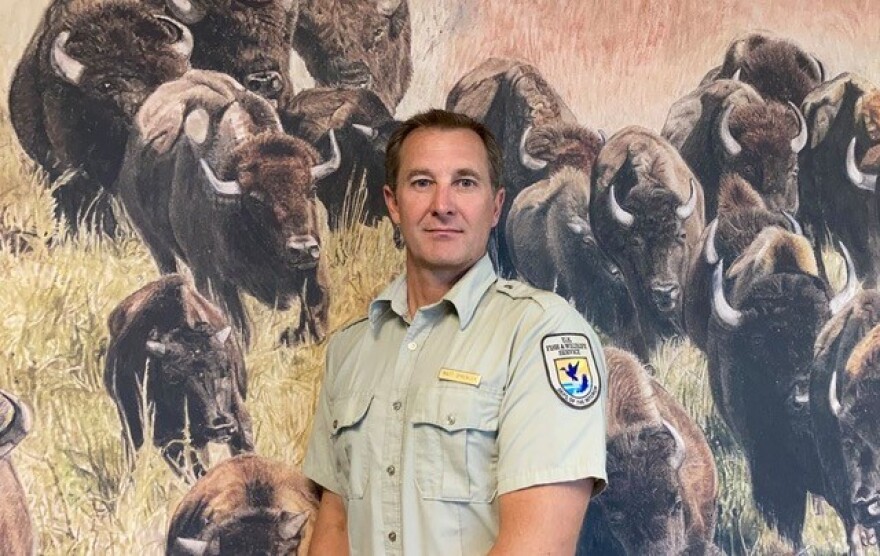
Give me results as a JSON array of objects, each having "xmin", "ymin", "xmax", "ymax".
[{"xmin": 384, "ymin": 127, "xmax": 504, "ymax": 277}]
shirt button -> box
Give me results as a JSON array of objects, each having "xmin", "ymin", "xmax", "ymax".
[
  {"xmin": 387, "ymin": 465, "xmax": 396, "ymax": 476},
  {"xmin": 388, "ymin": 531, "xmax": 397, "ymax": 542},
  {"xmin": 407, "ymin": 341, "xmax": 417, "ymax": 351},
  {"xmin": 392, "ymin": 401, "xmax": 402, "ymax": 411},
  {"xmin": 446, "ymin": 414, "xmax": 456, "ymax": 425}
]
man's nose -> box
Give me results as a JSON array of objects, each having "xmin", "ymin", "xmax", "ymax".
[{"xmin": 430, "ymin": 183, "xmax": 454, "ymax": 214}]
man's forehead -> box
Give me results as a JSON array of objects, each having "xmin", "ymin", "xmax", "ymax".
[{"xmin": 398, "ymin": 127, "xmax": 491, "ymax": 175}]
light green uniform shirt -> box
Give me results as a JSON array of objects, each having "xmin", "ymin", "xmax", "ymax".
[{"xmin": 303, "ymin": 254, "xmax": 607, "ymax": 555}]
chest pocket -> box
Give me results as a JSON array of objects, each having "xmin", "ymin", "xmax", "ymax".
[
  {"xmin": 410, "ymin": 386, "xmax": 501, "ymax": 503},
  {"xmin": 329, "ymin": 394, "xmax": 373, "ymax": 500}
]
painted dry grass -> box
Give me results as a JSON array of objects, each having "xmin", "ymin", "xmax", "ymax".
[{"xmin": 2, "ymin": 0, "xmax": 879, "ymax": 554}]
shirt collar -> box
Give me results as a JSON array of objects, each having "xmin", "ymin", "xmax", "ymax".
[{"xmin": 368, "ymin": 254, "xmax": 497, "ymax": 330}]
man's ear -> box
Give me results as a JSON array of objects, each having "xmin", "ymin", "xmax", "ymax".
[
  {"xmin": 384, "ymin": 184, "xmax": 401, "ymax": 225},
  {"xmin": 492, "ymin": 187, "xmax": 505, "ymax": 227}
]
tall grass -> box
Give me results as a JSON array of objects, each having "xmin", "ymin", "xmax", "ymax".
[{"xmin": 3, "ymin": 0, "xmax": 879, "ymax": 553}]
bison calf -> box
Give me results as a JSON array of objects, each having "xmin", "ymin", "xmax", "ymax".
[
  {"xmin": 166, "ymin": 455, "xmax": 318, "ymax": 555},
  {"xmin": 0, "ymin": 390, "xmax": 35, "ymax": 556},
  {"xmin": 105, "ymin": 275, "xmax": 254, "ymax": 480}
]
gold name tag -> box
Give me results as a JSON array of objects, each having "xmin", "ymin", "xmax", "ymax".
[{"xmin": 438, "ymin": 368, "xmax": 481, "ymax": 386}]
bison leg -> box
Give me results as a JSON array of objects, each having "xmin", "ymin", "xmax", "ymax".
[
  {"xmin": 281, "ymin": 272, "xmax": 329, "ymax": 346},
  {"xmin": 161, "ymin": 440, "xmax": 204, "ymax": 483},
  {"xmin": 212, "ymin": 281, "xmax": 251, "ymax": 347},
  {"xmin": 53, "ymin": 170, "xmax": 117, "ymax": 237}
]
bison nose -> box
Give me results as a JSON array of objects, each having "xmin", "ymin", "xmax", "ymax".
[
  {"xmin": 287, "ymin": 235, "xmax": 320, "ymax": 259},
  {"xmin": 650, "ymin": 282, "xmax": 681, "ymax": 311},
  {"xmin": 245, "ymin": 70, "xmax": 284, "ymax": 99}
]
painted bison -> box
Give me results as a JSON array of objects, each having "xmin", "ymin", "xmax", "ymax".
[
  {"xmin": 708, "ymin": 227, "xmax": 856, "ymax": 546},
  {"xmin": 799, "ymin": 72, "xmax": 880, "ymax": 287},
  {"xmin": 8, "ymin": 0, "xmax": 194, "ymax": 235},
  {"xmin": 590, "ymin": 126, "xmax": 705, "ymax": 352},
  {"xmin": 0, "ymin": 390, "xmax": 35, "ymax": 556},
  {"xmin": 447, "ymin": 57, "xmax": 603, "ymax": 277},
  {"xmin": 662, "ymin": 78, "xmax": 807, "ymax": 220},
  {"xmin": 104, "ymin": 275, "xmax": 254, "ymax": 480},
  {"xmin": 700, "ymin": 31, "xmax": 824, "ymax": 106},
  {"xmin": 505, "ymin": 166, "xmax": 642, "ymax": 359},
  {"xmin": 280, "ymin": 87, "xmax": 399, "ymax": 228},
  {"xmin": 684, "ymin": 175, "xmax": 800, "ymax": 352},
  {"xmin": 811, "ymin": 290, "xmax": 880, "ymax": 555},
  {"xmin": 117, "ymin": 70, "xmax": 334, "ymax": 346},
  {"xmin": 577, "ymin": 347, "xmax": 718, "ymax": 555},
  {"xmin": 292, "ymin": 0, "xmax": 412, "ymax": 111},
  {"xmin": 166, "ymin": 455, "xmax": 317, "ymax": 555}
]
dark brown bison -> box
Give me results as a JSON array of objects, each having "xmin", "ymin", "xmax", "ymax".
[
  {"xmin": 811, "ymin": 290, "xmax": 880, "ymax": 555},
  {"xmin": 505, "ymin": 166, "xmax": 643, "ymax": 359},
  {"xmin": 708, "ymin": 227, "xmax": 856, "ymax": 546},
  {"xmin": 447, "ymin": 57, "xmax": 602, "ymax": 277},
  {"xmin": 280, "ymin": 87, "xmax": 399, "ymax": 228},
  {"xmin": 662, "ymin": 78, "xmax": 808, "ymax": 220},
  {"xmin": 148, "ymin": 0, "xmax": 298, "ymax": 107},
  {"xmin": 590, "ymin": 126, "xmax": 705, "ymax": 352},
  {"xmin": 577, "ymin": 348, "xmax": 719, "ymax": 555},
  {"xmin": 700, "ymin": 31, "xmax": 825, "ymax": 106},
  {"xmin": 166, "ymin": 455, "xmax": 317, "ymax": 555},
  {"xmin": 292, "ymin": 0, "xmax": 412, "ymax": 111},
  {"xmin": 799, "ymin": 73, "xmax": 880, "ymax": 287},
  {"xmin": 104, "ymin": 275, "xmax": 254, "ymax": 480},
  {"xmin": 684, "ymin": 175, "xmax": 800, "ymax": 352},
  {"xmin": 8, "ymin": 0, "xmax": 194, "ymax": 235},
  {"xmin": 0, "ymin": 390, "xmax": 35, "ymax": 556},
  {"xmin": 117, "ymin": 70, "xmax": 334, "ymax": 346}
]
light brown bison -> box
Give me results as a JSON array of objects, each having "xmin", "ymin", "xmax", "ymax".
[
  {"xmin": 590, "ymin": 126, "xmax": 705, "ymax": 352},
  {"xmin": 105, "ymin": 275, "xmax": 254, "ymax": 480},
  {"xmin": 166, "ymin": 455, "xmax": 318, "ymax": 555},
  {"xmin": 577, "ymin": 348, "xmax": 719, "ymax": 555},
  {"xmin": 8, "ymin": 0, "xmax": 194, "ymax": 235},
  {"xmin": 293, "ymin": 0, "xmax": 412, "ymax": 111},
  {"xmin": 662, "ymin": 78, "xmax": 807, "ymax": 220},
  {"xmin": 117, "ymin": 70, "xmax": 334, "ymax": 346},
  {"xmin": 0, "ymin": 390, "xmax": 35, "ymax": 556},
  {"xmin": 799, "ymin": 73, "xmax": 880, "ymax": 287}
]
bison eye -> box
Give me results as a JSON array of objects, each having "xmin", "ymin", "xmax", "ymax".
[
  {"xmin": 607, "ymin": 512, "xmax": 625, "ymax": 525},
  {"xmin": 98, "ymin": 80, "xmax": 118, "ymax": 95},
  {"xmin": 672, "ymin": 498, "xmax": 683, "ymax": 513}
]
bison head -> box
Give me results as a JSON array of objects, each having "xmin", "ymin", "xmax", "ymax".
[
  {"xmin": 519, "ymin": 123, "xmax": 605, "ymax": 177},
  {"xmin": 828, "ymin": 330, "xmax": 880, "ymax": 528},
  {"xmin": 146, "ymin": 323, "xmax": 238, "ymax": 445},
  {"xmin": 599, "ymin": 421, "xmax": 688, "ymax": 555},
  {"xmin": 841, "ymin": 91, "xmax": 880, "ymax": 192},
  {"xmin": 715, "ymin": 100, "xmax": 807, "ymax": 213},
  {"xmin": 172, "ymin": 509, "xmax": 309, "ymax": 556},
  {"xmin": 50, "ymin": 5, "xmax": 192, "ymax": 120},
  {"xmin": 0, "ymin": 390, "xmax": 32, "ymax": 460}
]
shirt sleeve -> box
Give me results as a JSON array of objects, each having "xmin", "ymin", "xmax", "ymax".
[
  {"xmin": 302, "ymin": 339, "xmax": 344, "ymax": 495},
  {"xmin": 496, "ymin": 298, "xmax": 608, "ymax": 497}
]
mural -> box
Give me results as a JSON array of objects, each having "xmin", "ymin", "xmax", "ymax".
[{"xmin": 2, "ymin": 0, "xmax": 880, "ymax": 554}]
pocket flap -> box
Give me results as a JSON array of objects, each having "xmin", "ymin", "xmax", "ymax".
[
  {"xmin": 410, "ymin": 387, "xmax": 500, "ymax": 432},
  {"xmin": 330, "ymin": 394, "xmax": 373, "ymax": 435}
]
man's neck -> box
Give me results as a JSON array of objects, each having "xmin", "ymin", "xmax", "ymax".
[{"xmin": 404, "ymin": 261, "xmax": 471, "ymax": 318}]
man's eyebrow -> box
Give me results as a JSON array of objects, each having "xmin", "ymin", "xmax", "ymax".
[
  {"xmin": 404, "ymin": 168, "xmax": 433, "ymax": 180},
  {"xmin": 452, "ymin": 168, "xmax": 484, "ymax": 179}
]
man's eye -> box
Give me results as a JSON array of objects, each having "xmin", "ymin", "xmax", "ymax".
[
  {"xmin": 457, "ymin": 178, "xmax": 477, "ymax": 188},
  {"xmin": 412, "ymin": 178, "xmax": 432, "ymax": 188}
]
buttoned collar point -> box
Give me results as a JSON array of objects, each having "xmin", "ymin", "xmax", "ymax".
[{"xmin": 367, "ymin": 254, "xmax": 497, "ymax": 331}]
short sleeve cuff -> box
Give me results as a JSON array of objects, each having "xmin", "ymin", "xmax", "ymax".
[
  {"xmin": 497, "ymin": 460, "xmax": 607, "ymax": 499},
  {"xmin": 302, "ymin": 459, "xmax": 342, "ymax": 496}
]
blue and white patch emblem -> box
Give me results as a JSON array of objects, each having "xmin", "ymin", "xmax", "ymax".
[{"xmin": 542, "ymin": 333, "xmax": 601, "ymax": 409}]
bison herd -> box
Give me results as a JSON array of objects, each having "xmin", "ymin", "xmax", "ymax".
[{"xmin": 4, "ymin": 1, "xmax": 880, "ymax": 553}]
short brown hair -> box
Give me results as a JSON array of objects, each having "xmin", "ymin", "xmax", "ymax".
[{"xmin": 384, "ymin": 109, "xmax": 503, "ymax": 192}]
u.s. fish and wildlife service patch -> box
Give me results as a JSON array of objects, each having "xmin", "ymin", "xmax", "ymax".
[{"xmin": 542, "ymin": 333, "xmax": 601, "ymax": 409}]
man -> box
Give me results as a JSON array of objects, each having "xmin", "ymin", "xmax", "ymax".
[{"xmin": 304, "ymin": 109, "xmax": 607, "ymax": 555}]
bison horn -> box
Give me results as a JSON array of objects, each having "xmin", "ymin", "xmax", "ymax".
[
  {"xmin": 164, "ymin": 0, "xmax": 207, "ymax": 24},
  {"xmin": 829, "ymin": 240, "xmax": 857, "ymax": 315},
  {"xmin": 200, "ymin": 159, "xmax": 243, "ymax": 196},
  {"xmin": 676, "ymin": 179, "xmax": 698, "ymax": 220},
  {"xmin": 352, "ymin": 123, "xmax": 379, "ymax": 140},
  {"xmin": 731, "ymin": 68, "xmax": 742, "ymax": 82},
  {"xmin": 704, "ymin": 218, "xmax": 719, "ymax": 265},
  {"xmin": 376, "ymin": 0, "xmax": 402, "ymax": 16},
  {"xmin": 808, "ymin": 54, "xmax": 824, "ymax": 82},
  {"xmin": 608, "ymin": 184, "xmax": 634, "ymax": 228},
  {"xmin": 213, "ymin": 326, "xmax": 232, "ymax": 345},
  {"xmin": 829, "ymin": 370, "xmax": 842, "ymax": 417},
  {"xmin": 711, "ymin": 261, "xmax": 742, "ymax": 328},
  {"xmin": 598, "ymin": 129, "xmax": 607, "ymax": 145},
  {"xmin": 662, "ymin": 419, "xmax": 686, "ymax": 470},
  {"xmin": 0, "ymin": 391, "xmax": 33, "ymax": 459},
  {"xmin": 145, "ymin": 340, "xmax": 168, "ymax": 358},
  {"xmin": 311, "ymin": 129, "xmax": 341, "ymax": 181},
  {"xmin": 519, "ymin": 126, "xmax": 548, "ymax": 171},
  {"xmin": 173, "ymin": 537, "xmax": 209, "ymax": 556},
  {"xmin": 782, "ymin": 211, "xmax": 802, "ymax": 235},
  {"xmin": 184, "ymin": 108, "xmax": 210, "ymax": 146},
  {"xmin": 51, "ymin": 31, "xmax": 86, "ymax": 85},
  {"xmin": 845, "ymin": 137, "xmax": 878, "ymax": 192},
  {"xmin": 789, "ymin": 101, "xmax": 808, "ymax": 153},
  {"xmin": 154, "ymin": 15, "xmax": 194, "ymax": 60},
  {"xmin": 719, "ymin": 104, "xmax": 742, "ymax": 158}
]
